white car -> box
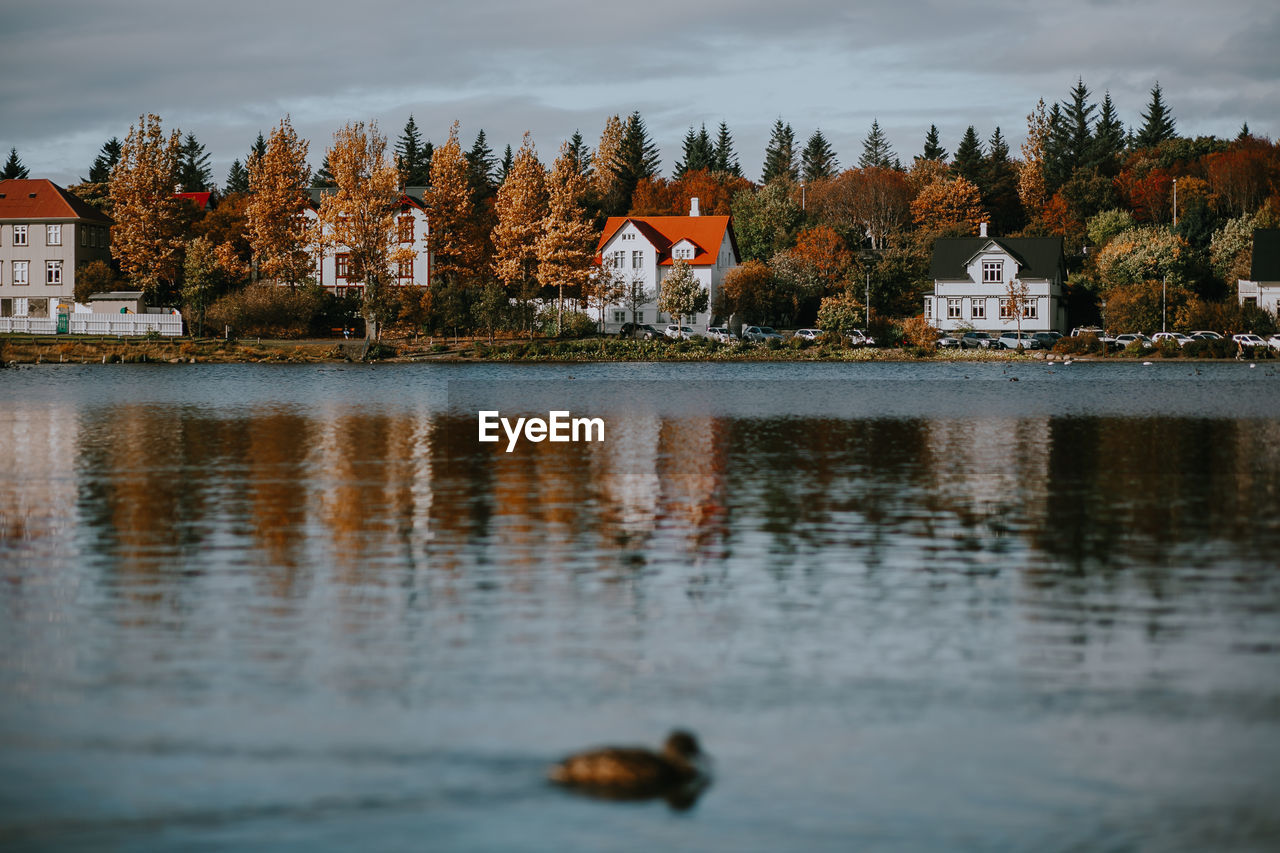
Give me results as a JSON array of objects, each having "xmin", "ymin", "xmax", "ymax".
[
  {"xmin": 664, "ymin": 324, "xmax": 702, "ymax": 340},
  {"xmin": 1190, "ymin": 330, "xmax": 1224, "ymax": 340},
  {"xmin": 706, "ymin": 326, "xmax": 737, "ymax": 343},
  {"xmin": 1151, "ymin": 332, "xmax": 1193, "ymax": 347},
  {"xmin": 1233, "ymin": 333, "xmax": 1268, "ymax": 348},
  {"xmin": 1268, "ymin": 334, "xmax": 1280, "ymax": 352},
  {"xmin": 846, "ymin": 329, "xmax": 876, "ymax": 346},
  {"xmin": 1113, "ymin": 333, "xmax": 1154, "ymax": 349},
  {"xmin": 793, "ymin": 328, "xmax": 824, "ymax": 341}
]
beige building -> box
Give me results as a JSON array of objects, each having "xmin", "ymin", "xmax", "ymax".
[{"xmin": 0, "ymin": 178, "xmax": 112, "ymax": 320}]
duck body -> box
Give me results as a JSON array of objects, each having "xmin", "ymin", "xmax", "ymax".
[{"xmin": 548, "ymin": 730, "xmax": 709, "ymax": 805}]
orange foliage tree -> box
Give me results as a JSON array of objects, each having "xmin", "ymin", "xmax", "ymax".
[{"xmin": 910, "ymin": 176, "xmax": 987, "ymax": 235}]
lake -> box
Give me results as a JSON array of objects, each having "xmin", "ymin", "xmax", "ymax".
[{"xmin": 2, "ymin": 360, "xmax": 1280, "ymax": 851}]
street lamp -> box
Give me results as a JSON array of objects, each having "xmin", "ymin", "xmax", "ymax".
[
  {"xmin": 1172, "ymin": 178, "xmax": 1178, "ymax": 227},
  {"xmin": 1162, "ymin": 275, "xmax": 1167, "ymax": 333}
]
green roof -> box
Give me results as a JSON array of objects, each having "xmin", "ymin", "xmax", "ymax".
[
  {"xmin": 1250, "ymin": 229, "xmax": 1280, "ymax": 281},
  {"xmin": 930, "ymin": 237, "xmax": 1065, "ymax": 282}
]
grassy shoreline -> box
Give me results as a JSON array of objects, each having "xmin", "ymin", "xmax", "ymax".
[{"xmin": 0, "ymin": 333, "xmax": 1266, "ymax": 366}]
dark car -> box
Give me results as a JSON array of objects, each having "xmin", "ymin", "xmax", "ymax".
[
  {"xmin": 1032, "ymin": 331, "xmax": 1062, "ymax": 349},
  {"xmin": 618, "ymin": 323, "xmax": 660, "ymax": 340},
  {"xmin": 961, "ymin": 331, "xmax": 1000, "ymax": 350}
]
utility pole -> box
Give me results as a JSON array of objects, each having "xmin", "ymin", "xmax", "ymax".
[{"xmin": 865, "ymin": 269, "xmax": 871, "ymax": 327}]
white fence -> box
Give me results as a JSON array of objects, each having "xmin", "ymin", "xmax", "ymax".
[{"xmin": 0, "ymin": 314, "xmax": 185, "ymax": 337}]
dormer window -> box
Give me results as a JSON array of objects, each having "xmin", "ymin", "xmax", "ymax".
[
  {"xmin": 621, "ymin": 232, "xmax": 635, "ymax": 241},
  {"xmin": 674, "ymin": 247, "xmax": 694, "ymax": 260},
  {"xmin": 982, "ymin": 261, "xmax": 1003, "ymax": 283}
]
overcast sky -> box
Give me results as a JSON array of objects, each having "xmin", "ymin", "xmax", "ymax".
[{"xmin": 3, "ymin": 0, "xmax": 1277, "ymax": 187}]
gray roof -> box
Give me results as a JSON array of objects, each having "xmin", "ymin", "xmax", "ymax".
[
  {"xmin": 930, "ymin": 237, "xmax": 1065, "ymax": 282},
  {"xmin": 1250, "ymin": 229, "xmax": 1280, "ymax": 282}
]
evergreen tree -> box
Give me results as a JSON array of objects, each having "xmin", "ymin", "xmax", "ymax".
[
  {"xmin": 1238, "ymin": 122, "xmax": 1252, "ymax": 141},
  {"xmin": 466, "ymin": 129, "xmax": 499, "ymax": 205},
  {"xmin": 674, "ymin": 124, "xmax": 714, "ymax": 178},
  {"xmin": 1135, "ymin": 82, "xmax": 1177, "ymax": 148},
  {"xmin": 1042, "ymin": 102, "xmax": 1067, "ymax": 193},
  {"xmin": 176, "ymin": 132, "xmax": 212, "ymax": 191},
  {"xmin": 920, "ymin": 125, "xmax": 947, "ymax": 162},
  {"xmin": 311, "ymin": 153, "xmax": 336, "ymax": 188},
  {"xmin": 760, "ymin": 119, "xmax": 797, "ymax": 184},
  {"xmin": 858, "ymin": 119, "xmax": 894, "ymax": 169},
  {"xmin": 613, "ymin": 111, "xmax": 660, "ymax": 212},
  {"xmin": 251, "ymin": 132, "xmax": 267, "ymax": 163},
  {"xmin": 951, "ymin": 126, "xmax": 985, "ymax": 186},
  {"xmin": 984, "ymin": 127, "xmax": 1023, "ymax": 235},
  {"xmin": 565, "ymin": 130, "xmax": 592, "ymax": 179},
  {"xmin": 86, "ymin": 137, "xmax": 122, "ymax": 183},
  {"xmin": 1092, "ymin": 91, "xmax": 1125, "ymax": 176},
  {"xmin": 713, "ymin": 121, "xmax": 741, "ymax": 177},
  {"xmin": 394, "ymin": 115, "xmax": 432, "ymax": 186},
  {"xmin": 498, "ymin": 144, "xmax": 514, "ymax": 184},
  {"xmin": 801, "ymin": 129, "xmax": 838, "ymax": 183},
  {"xmin": 1, "ymin": 148, "xmax": 29, "ymax": 180},
  {"xmin": 225, "ymin": 159, "xmax": 249, "ymax": 194},
  {"xmin": 1060, "ymin": 78, "xmax": 1097, "ymax": 174}
]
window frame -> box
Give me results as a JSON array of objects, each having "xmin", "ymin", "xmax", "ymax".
[
  {"xmin": 46, "ymin": 260, "xmax": 63, "ymax": 285},
  {"xmin": 13, "ymin": 225, "xmax": 28, "ymax": 247},
  {"xmin": 47, "ymin": 224, "xmax": 62, "ymax": 246},
  {"xmin": 335, "ymin": 253, "xmax": 351, "ymax": 281},
  {"xmin": 971, "ymin": 297, "xmax": 985, "ymax": 320},
  {"xmin": 947, "ymin": 297, "xmax": 962, "ymax": 319},
  {"xmin": 13, "ymin": 260, "xmax": 30, "ymax": 286},
  {"xmin": 982, "ymin": 260, "xmax": 1003, "ymax": 283}
]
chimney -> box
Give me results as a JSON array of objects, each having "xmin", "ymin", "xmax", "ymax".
[
  {"xmin": 979, "ymin": 221, "xmax": 988, "ymax": 238},
  {"xmin": 690, "ymin": 197, "xmax": 700, "ymax": 217}
]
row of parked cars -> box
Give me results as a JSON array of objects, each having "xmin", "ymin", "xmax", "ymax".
[
  {"xmin": 1066, "ymin": 327, "xmax": 1280, "ymax": 351},
  {"xmin": 617, "ymin": 324, "xmax": 876, "ymax": 345},
  {"xmin": 936, "ymin": 330, "xmax": 1062, "ymax": 350}
]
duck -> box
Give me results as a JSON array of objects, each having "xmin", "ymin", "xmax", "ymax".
[{"xmin": 548, "ymin": 730, "xmax": 710, "ymax": 808}]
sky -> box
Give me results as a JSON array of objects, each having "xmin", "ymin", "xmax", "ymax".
[{"xmin": 3, "ymin": 0, "xmax": 1278, "ymax": 188}]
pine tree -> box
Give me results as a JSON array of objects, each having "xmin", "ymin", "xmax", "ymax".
[
  {"xmin": 858, "ymin": 119, "xmax": 895, "ymax": 169},
  {"xmin": 539, "ymin": 141, "xmax": 599, "ymax": 331},
  {"xmin": 466, "ymin": 129, "xmax": 498, "ymax": 206},
  {"xmin": 311, "ymin": 153, "xmax": 336, "ymax": 188},
  {"xmin": 1092, "ymin": 91, "xmax": 1125, "ymax": 176},
  {"xmin": 674, "ymin": 124, "xmax": 714, "ymax": 178},
  {"xmin": 984, "ymin": 127, "xmax": 1023, "ymax": 235},
  {"xmin": 1060, "ymin": 78, "xmax": 1096, "ymax": 174},
  {"xmin": 86, "ymin": 137, "xmax": 122, "ymax": 183},
  {"xmin": 1238, "ymin": 122, "xmax": 1252, "ymax": 141},
  {"xmin": 492, "ymin": 133, "xmax": 547, "ymax": 322},
  {"xmin": 176, "ymin": 132, "xmax": 213, "ymax": 192},
  {"xmin": 497, "ymin": 144, "xmax": 514, "ymax": 184},
  {"xmin": 246, "ymin": 115, "xmax": 312, "ymax": 285},
  {"xmin": 801, "ymin": 130, "xmax": 838, "ymax": 183},
  {"xmin": 713, "ymin": 122, "xmax": 741, "ymax": 176},
  {"xmin": 110, "ymin": 114, "xmax": 185, "ymax": 297},
  {"xmin": 225, "ymin": 159, "xmax": 249, "ymax": 194},
  {"xmin": 427, "ymin": 121, "xmax": 480, "ymax": 286},
  {"xmin": 1042, "ymin": 102, "xmax": 1068, "ymax": 193},
  {"xmin": 251, "ymin": 133, "xmax": 267, "ymax": 163},
  {"xmin": 920, "ymin": 125, "xmax": 947, "ymax": 162},
  {"xmin": 394, "ymin": 115, "xmax": 431, "ymax": 187},
  {"xmin": 565, "ymin": 130, "xmax": 592, "ymax": 179},
  {"xmin": 1135, "ymin": 82, "xmax": 1177, "ymax": 148},
  {"xmin": 951, "ymin": 126, "xmax": 985, "ymax": 186},
  {"xmin": 617, "ymin": 111, "xmax": 660, "ymax": 208},
  {"xmin": 2, "ymin": 148, "xmax": 30, "ymax": 180},
  {"xmin": 760, "ymin": 119, "xmax": 797, "ymax": 184}
]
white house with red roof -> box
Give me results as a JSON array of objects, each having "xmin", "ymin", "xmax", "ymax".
[
  {"xmin": 0, "ymin": 179, "xmax": 112, "ymax": 322},
  {"xmin": 596, "ymin": 198, "xmax": 739, "ymax": 332},
  {"xmin": 303, "ymin": 186, "xmax": 430, "ymax": 296}
]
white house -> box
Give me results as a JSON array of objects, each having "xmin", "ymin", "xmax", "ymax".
[
  {"xmin": 1237, "ymin": 228, "xmax": 1280, "ymax": 317},
  {"xmin": 303, "ymin": 187, "xmax": 430, "ymax": 297},
  {"xmin": 924, "ymin": 226, "xmax": 1067, "ymax": 333},
  {"xmin": 595, "ymin": 198, "xmax": 739, "ymax": 332}
]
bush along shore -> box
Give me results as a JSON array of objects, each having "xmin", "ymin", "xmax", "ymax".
[{"xmin": 2, "ymin": 333, "xmax": 1274, "ymax": 366}]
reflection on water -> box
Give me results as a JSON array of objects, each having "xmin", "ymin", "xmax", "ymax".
[{"xmin": 2, "ymin": 362, "xmax": 1280, "ymax": 851}]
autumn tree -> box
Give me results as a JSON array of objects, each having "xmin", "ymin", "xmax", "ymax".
[
  {"xmin": 657, "ymin": 259, "xmax": 707, "ymax": 326},
  {"xmin": 1019, "ymin": 99, "xmax": 1052, "ymax": 219},
  {"xmin": 718, "ymin": 259, "xmax": 778, "ymax": 324},
  {"xmin": 731, "ymin": 181, "xmax": 802, "ymax": 262},
  {"xmin": 316, "ymin": 120, "xmax": 410, "ymax": 338},
  {"xmin": 592, "ymin": 114, "xmax": 627, "ymax": 216},
  {"xmin": 492, "ymin": 132, "xmax": 547, "ymax": 333},
  {"xmin": 910, "ymin": 176, "xmax": 987, "ymax": 236},
  {"xmin": 539, "ymin": 140, "xmax": 600, "ymax": 328},
  {"xmin": 182, "ymin": 235, "xmax": 233, "ymax": 336},
  {"xmin": 428, "ymin": 122, "xmax": 482, "ymax": 290},
  {"xmin": 808, "ymin": 167, "xmax": 911, "ymax": 251},
  {"xmin": 110, "ymin": 114, "xmax": 186, "ymax": 299},
  {"xmin": 246, "ymin": 115, "xmax": 313, "ymax": 285}
]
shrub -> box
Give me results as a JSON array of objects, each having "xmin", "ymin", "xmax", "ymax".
[
  {"xmin": 1155, "ymin": 339, "xmax": 1181, "ymax": 358},
  {"xmin": 900, "ymin": 315, "xmax": 938, "ymax": 351},
  {"xmin": 205, "ymin": 283, "xmax": 330, "ymax": 338},
  {"xmin": 1054, "ymin": 333, "xmax": 1102, "ymax": 355}
]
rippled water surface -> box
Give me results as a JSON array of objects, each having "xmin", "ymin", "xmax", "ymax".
[{"xmin": 3, "ymin": 360, "xmax": 1280, "ymax": 851}]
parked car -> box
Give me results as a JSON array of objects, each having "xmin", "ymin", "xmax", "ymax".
[
  {"xmin": 706, "ymin": 326, "xmax": 737, "ymax": 343},
  {"xmin": 961, "ymin": 331, "xmax": 1000, "ymax": 349},
  {"xmin": 664, "ymin": 324, "xmax": 702, "ymax": 340},
  {"xmin": 793, "ymin": 328, "xmax": 824, "ymax": 341},
  {"xmin": 1268, "ymin": 333, "xmax": 1280, "ymax": 352},
  {"xmin": 998, "ymin": 331, "xmax": 1041, "ymax": 350},
  {"xmin": 618, "ymin": 323, "xmax": 660, "ymax": 340},
  {"xmin": 1032, "ymin": 331, "xmax": 1063, "ymax": 349},
  {"xmin": 1233, "ymin": 333, "xmax": 1268, "ymax": 348},
  {"xmin": 1151, "ymin": 332, "xmax": 1193, "ymax": 347},
  {"xmin": 1190, "ymin": 330, "xmax": 1224, "ymax": 341},
  {"xmin": 846, "ymin": 329, "xmax": 876, "ymax": 346},
  {"xmin": 937, "ymin": 332, "xmax": 963, "ymax": 349},
  {"xmin": 1070, "ymin": 326, "xmax": 1104, "ymax": 337},
  {"xmin": 1114, "ymin": 333, "xmax": 1154, "ymax": 350},
  {"xmin": 742, "ymin": 325, "xmax": 784, "ymax": 343}
]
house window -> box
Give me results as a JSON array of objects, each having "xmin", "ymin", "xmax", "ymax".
[
  {"xmin": 398, "ymin": 215, "xmax": 414, "ymax": 243},
  {"xmin": 971, "ymin": 297, "xmax": 985, "ymax": 320},
  {"xmin": 612, "ymin": 251, "xmax": 625, "ymax": 268},
  {"xmin": 336, "ymin": 254, "xmax": 351, "ymax": 280},
  {"xmin": 982, "ymin": 261, "xmax": 1003, "ymax": 283},
  {"xmin": 613, "ymin": 310, "xmax": 626, "ymax": 323},
  {"xmin": 0, "ymin": 299, "xmax": 10, "ymax": 317},
  {"xmin": 12, "ymin": 297, "xmax": 28, "ymax": 316},
  {"xmin": 1023, "ymin": 299, "xmax": 1038, "ymax": 320},
  {"xmin": 13, "ymin": 225, "xmax": 28, "ymax": 246},
  {"xmin": 637, "ymin": 311, "xmax": 644, "ymax": 324},
  {"xmin": 13, "ymin": 261, "xmax": 29, "ymax": 286},
  {"xmin": 632, "ymin": 251, "xmax": 644, "ymax": 269},
  {"xmin": 1243, "ymin": 296, "xmax": 1257, "ymax": 307},
  {"xmin": 46, "ymin": 260, "xmax": 62, "ymax": 285},
  {"xmin": 47, "ymin": 224, "xmax": 62, "ymax": 246},
  {"xmin": 398, "ymin": 256, "xmax": 414, "ymax": 280},
  {"xmin": 621, "ymin": 232, "xmax": 635, "ymax": 241},
  {"xmin": 1000, "ymin": 298, "xmax": 1014, "ymax": 319},
  {"xmin": 947, "ymin": 298, "xmax": 962, "ymax": 319},
  {"xmin": 924, "ymin": 296, "xmax": 934, "ymax": 319}
]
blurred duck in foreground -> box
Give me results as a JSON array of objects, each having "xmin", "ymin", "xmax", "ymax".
[{"xmin": 548, "ymin": 730, "xmax": 711, "ymax": 809}]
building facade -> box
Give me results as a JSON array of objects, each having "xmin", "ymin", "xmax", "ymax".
[
  {"xmin": 0, "ymin": 179, "xmax": 112, "ymax": 320},
  {"xmin": 595, "ymin": 199, "xmax": 739, "ymax": 332},
  {"xmin": 303, "ymin": 187, "xmax": 431, "ymax": 297},
  {"xmin": 1237, "ymin": 228, "xmax": 1280, "ymax": 317},
  {"xmin": 924, "ymin": 229, "xmax": 1067, "ymax": 333}
]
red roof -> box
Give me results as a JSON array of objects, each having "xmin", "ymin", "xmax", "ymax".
[
  {"xmin": 176, "ymin": 191, "xmax": 213, "ymax": 210},
  {"xmin": 597, "ymin": 214, "xmax": 736, "ymax": 266},
  {"xmin": 0, "ymin": 179, "xmax": 113, "ymax": 223}
]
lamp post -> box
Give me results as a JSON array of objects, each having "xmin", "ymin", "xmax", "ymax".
[
  {"xmin": 1172, "ymin": 178, "xmax": 1178, "ymax": 227},
  {"xmin": 1162, "ymin": 275, "xmax": 1167, "ymax": 333}
]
